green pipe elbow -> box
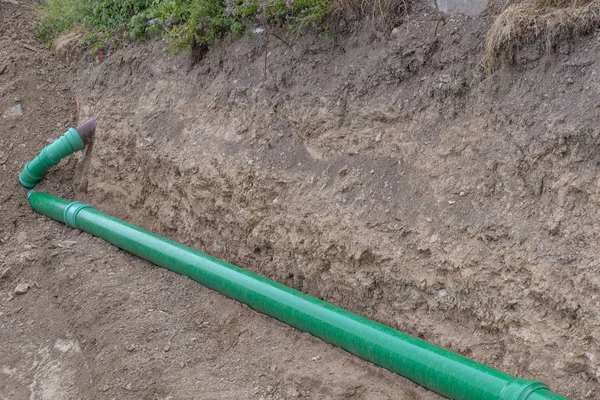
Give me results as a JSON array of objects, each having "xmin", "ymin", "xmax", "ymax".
[
  {"xmin": 26, "ymin": 191, "xmax": 570, "ymax": 400},
  {"xmin": 18, "ymin": 119, "xmax": 95, "ymax": 189},
  {"xmin": 19, "ymin": 128, "xmax": 84, "ymax": 188}
]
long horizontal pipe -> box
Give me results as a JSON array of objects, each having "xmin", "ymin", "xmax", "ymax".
[{"xmin": 27, "ymin": 191, "xmax": 568, "ymax": 400}]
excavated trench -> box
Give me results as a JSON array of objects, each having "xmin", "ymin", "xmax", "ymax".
[{"xmin": 53, "ymin": 6, "xmax": 600, "ymax": 398}]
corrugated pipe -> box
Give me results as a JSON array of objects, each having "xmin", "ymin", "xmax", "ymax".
[{"xmin": 20, "ymin": 124, "xmax": 569, "ymax": 400}]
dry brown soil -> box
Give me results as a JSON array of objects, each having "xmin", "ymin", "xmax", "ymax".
[
  {"xmin": 2, "ymin": 0, "xmax": 600, "ymax": 399},
  {"xmin": 0, "ymin": 2, "xmax": 440, "ymax": 400}
]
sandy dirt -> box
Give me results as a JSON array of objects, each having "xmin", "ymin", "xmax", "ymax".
[{"xmin": 2, "ymin": 0, "xmax": 600, "ymax": 399}]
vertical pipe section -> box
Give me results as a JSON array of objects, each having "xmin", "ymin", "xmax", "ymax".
[
  {"xmin": 18, "ymin": 119, "xmax": 95, "ymax": 189},
  {"xmin": 27, "ymin": 191, "xmax": 569, "ymax": 400}
]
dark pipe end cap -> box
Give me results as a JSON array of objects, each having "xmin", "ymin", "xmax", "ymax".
[{"xmin": 75, "ymin": 119, "xmax": 96, "ymax": 144}]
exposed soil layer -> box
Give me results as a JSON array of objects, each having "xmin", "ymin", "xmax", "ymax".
[
  {"xmin": 69, "ymin": 3, "xmax": 600, "ymax": 398},
  {"xmin": 0, "ymin": 2, "xmax": 437, "ymax": 399},
  {"xmin": 3, "ymin": 0, "xmax": 600, "ymax": 398}
]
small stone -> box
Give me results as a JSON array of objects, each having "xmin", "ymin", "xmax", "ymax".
[
  {"xmin": 287, "ymin": 386, "xmax": 300, "ymax": 397},
  {"xmin": 560, "ymin": 321, "xmax": 572, "ymax": 330},
  {"xmin": 391, "ymin": 27, "xmax": 402, "ymax": 38},
  {"xmin": 147, "ymin": 18, "xmax": 162, "ymax": 27},
  {"xmin": 375, "ymin": 132, "xmax": 382, "ymax": 142},
  {"xmin": 0, "ymin": 267, "xmax": 10, "ymax": 279},
  {"xmin": 311, "ymin": 355, "xmax": 321, "ymax": 361},
  {"xmin": 14, "ymin": 282, "xmax": 29, "ymax": 295},
  {"xmin": 270, "ymin": 365, "xmax": 277, "ymax": 372},
  {"xmin": 164, "ymin": 345, "xmax": 170, "ymax": 352},
  {"xmin": 448, "ymin": 200, "xmax": 456, "ymax": 205},
  {"xmin": 164, "ymin": 17, "xmax": 177, "ymax": 28},
  {"xmin": 459, "ymin": 191, "xmax": 466, "ymax": 197},
  {"xmin": 6, "ymin": 104, "xmax": 22, "ymax": 117},
  {"xmin": 438, "ymin": 74, "xmax": 451, "ymax": 84},
  {"xmin": 22, "ymin": 43, "xmax": 37, "ymax": 52},
  {"xmin": 338, "ymin": 166, "xmax": 349, "ymax": 176},
  {"xmin": 56, "ymin": 240, "xmax": 77, "ymax": 248},
  {"xmin": 566, "ymin": 77, "xmax": 574, "ymax": 84}
]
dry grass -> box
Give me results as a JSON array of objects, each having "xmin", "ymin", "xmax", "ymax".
[
  {"xmin": 485, "ymin": 0, "xmax": 600, "ymax": 72},
  {"xmin": 329, "ymin": 0, "xmax": 410, "ymax": 29}
]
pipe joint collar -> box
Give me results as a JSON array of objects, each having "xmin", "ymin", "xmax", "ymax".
[
  {"xmin": 63, "ymin": 201, "xmax": 94, "ymax": 229},
  {"xmin": 62, "ymin": 128, "xmax": 86, "ymax": 153},
  {"xmin": 501, "ymin": 379, "xmax": 549, "ymax": 400},
  {"xmin": 40, "ymin": 128, "xmax": 85, "ymax": 165}
]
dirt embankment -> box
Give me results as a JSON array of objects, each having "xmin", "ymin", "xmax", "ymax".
[
  {"xmin": 0, "ymin": 2, "xmax": 438, "ymax": 399},
  {"xmin": 56, "ymin": 2, "xmax": 600, "ymax": 399},
  {"xmin": 3, "ymin": 0, "xmax": 600, "ymax": 398}
]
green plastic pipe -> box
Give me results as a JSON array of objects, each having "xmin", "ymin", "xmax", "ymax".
[
  {"xmin": 27, "ymin": 190, "xmax": 569, "ymax": 400},
  {"xmin": 18, "ymin": 119, "xmax": 95, "ymax": 189}
]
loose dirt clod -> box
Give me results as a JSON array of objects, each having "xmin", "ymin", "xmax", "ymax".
[{"xmin": 14, "ymin": 282, "xmax": 29, "ymax": 295}]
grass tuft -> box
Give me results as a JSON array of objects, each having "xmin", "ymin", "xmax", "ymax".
[
  {"xmin": 35, "ymin": 0, "xmax": 92, "ymax": 43},
  {"xmin": 329, "ymin": 0, "xmax": 409, "ymax": 29},
  {"xmin": 485, "ymin": 0, "xmax": 600, "ymax": 72}
]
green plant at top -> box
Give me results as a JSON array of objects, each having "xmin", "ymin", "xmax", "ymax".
[
  {"xmin": 159, "ymin": 0, "xmax": 254, "ymax": 50},
  {"xmin": 86, "ymin": 0, "xmax": 155, "ymax": 30},
  {"xmin": 261, "ymin": 0, "xmax": 329, "ymax": 34},
  {"xmin": 163, "ymin": 0, "xmax": 329, "ymax": 49},
  {"xmin": 36, "ymin": 0, "xmax": 330, "ymax": 52}
]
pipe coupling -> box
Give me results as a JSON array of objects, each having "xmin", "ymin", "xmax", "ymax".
[
  {"xmin": 63, "ymin": 201, "xmax": 94, "ymax": 229},
  {"xmin": 501, "ymin": 379, "xmax": 549, "ymax": 400}
]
